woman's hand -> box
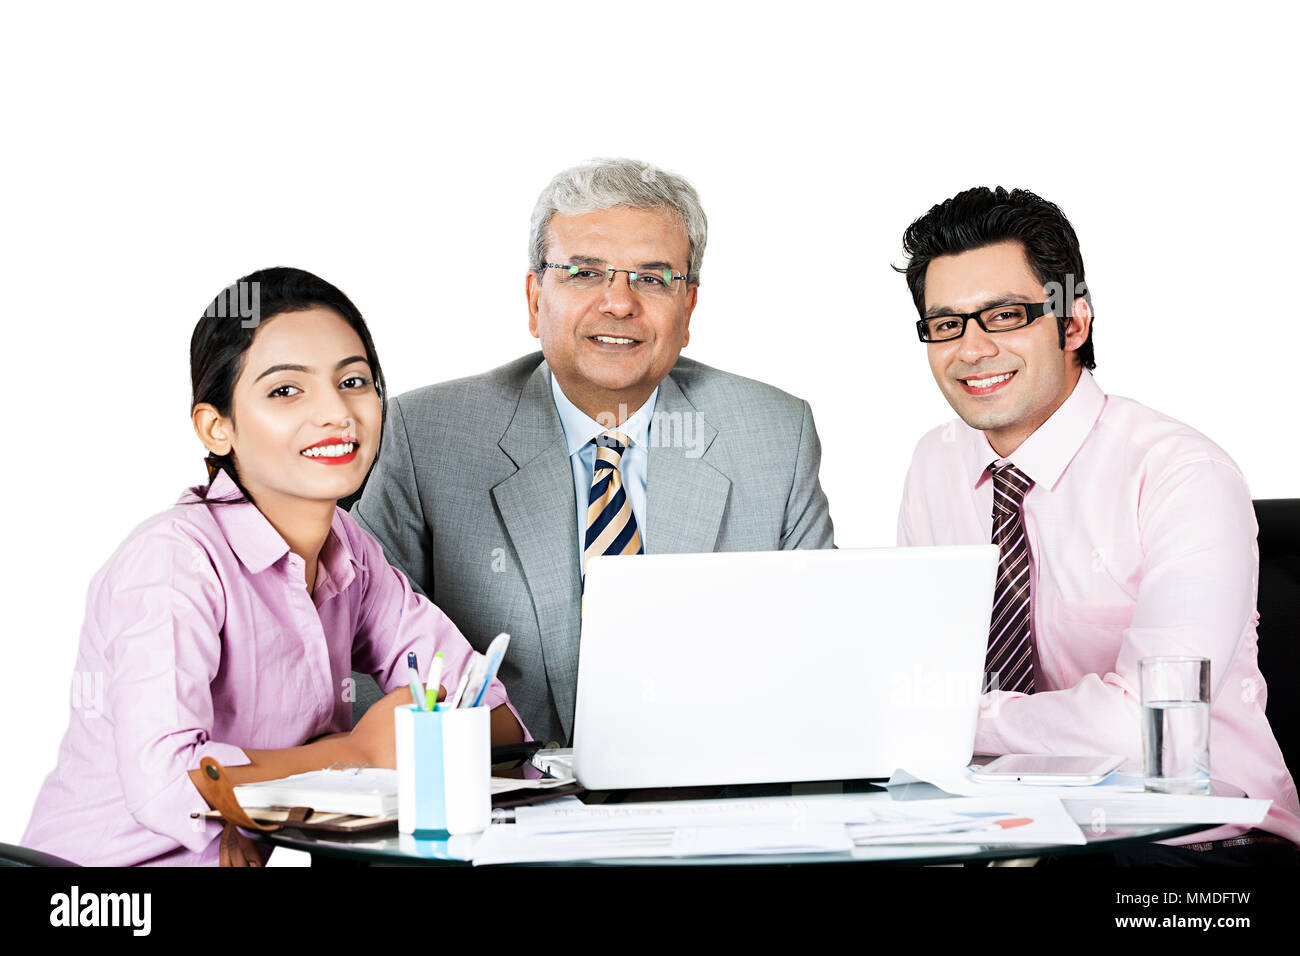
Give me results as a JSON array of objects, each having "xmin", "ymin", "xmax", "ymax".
[
  {"xmin": 219, "ymin": 821, "xmax": 263, "ymax": 867},
  {"xmin": 347, "ymin": 685, "xmax": 431, "ymax": 767},
  {"xmin": 195, "ymin": 683, "xmax": 454, "ymax": 806}
]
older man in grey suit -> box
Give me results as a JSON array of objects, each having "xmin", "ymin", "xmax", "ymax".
[{"xmin": 352, "ymin": 159, "xmax": 834, "ymax": 745}]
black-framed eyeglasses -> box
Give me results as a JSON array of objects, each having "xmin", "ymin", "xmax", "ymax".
[
  {"xmin": 917, "ymin": 302, "xmax": 1053, "ymax": 342},
  {"xmin": 541, "ymin": 262, "xmax": 688, "ymax": 298}
]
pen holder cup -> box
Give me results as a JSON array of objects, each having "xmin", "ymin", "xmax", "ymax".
[{"xmin": 394, "ymin": 704, "xmax": 491, "ymax": 835}]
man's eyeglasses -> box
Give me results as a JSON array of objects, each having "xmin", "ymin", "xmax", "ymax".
[
  {"xmin": 917, "ymin": 302, "xmax": 1053, "ymax": 342},
  {"xmin": 542, "ymin": 262, "xmax": 688, "ymax": 298}
]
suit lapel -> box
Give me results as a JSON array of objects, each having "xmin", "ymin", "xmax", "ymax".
[
  {"xmin": 645, "ymin": 373, "xmax": 731, "ymax": 554},
  {"xmin": 491, "ymin": 362, "xmax": 583, "ymax": 740}
]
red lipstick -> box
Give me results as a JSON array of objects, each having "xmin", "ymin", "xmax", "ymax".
[{"xmin": 300, "ymin": 437, "xmax": 359, "ymax": 466}]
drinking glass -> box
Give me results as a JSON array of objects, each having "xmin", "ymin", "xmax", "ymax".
[{"xmin": 1140, "ymin": 656, "xmax": 1210, "ymax": 794}]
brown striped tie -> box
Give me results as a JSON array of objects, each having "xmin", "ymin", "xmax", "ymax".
[
  {"xmin": 584, "ymin": 431, "xmax": 643, "ymax": 571},
  {"xmin": 985, "ymin": 462, "xmax": 1035, "ymax": 695}
]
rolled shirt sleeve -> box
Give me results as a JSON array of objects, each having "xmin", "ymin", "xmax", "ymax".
[{"xmin": 99, "ymin": 528, "xmax": 251, "ymax": 855}]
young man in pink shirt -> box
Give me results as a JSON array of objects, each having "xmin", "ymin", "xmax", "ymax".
[{"xmin": 895, "ymin": 186, "xmax": 1298, "ymax": 864}]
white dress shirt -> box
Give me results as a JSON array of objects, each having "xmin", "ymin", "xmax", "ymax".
[{"xmin": 550, "ymin": 373, "xmax": 658, "ymax": 561}]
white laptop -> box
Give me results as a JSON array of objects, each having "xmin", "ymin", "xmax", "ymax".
[{"xmin": 573, "ymin": 546, "xmax": 998, "ymax": 790}]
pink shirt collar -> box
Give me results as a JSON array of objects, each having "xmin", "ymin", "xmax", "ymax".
[
  {"xmin": 181, "ymin": 469, "xmax": 361, "ymax": 598},
  {"xmin": 964, "ymin": 370, "xmax": 1107, "ymax": 492}
]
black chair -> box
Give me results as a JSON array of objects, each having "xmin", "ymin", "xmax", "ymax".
[
  {"xmin": 1254, "ymin": 498, "xmax": 1300, "ymax": 781},
  {"xmin": 0, "ymin": 842, "xmax": 80, "ymax": 867}
]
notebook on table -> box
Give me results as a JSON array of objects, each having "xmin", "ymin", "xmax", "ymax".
[{"xmin": 234, "ymin": 767, "xmax": 399, "ymax": 816}]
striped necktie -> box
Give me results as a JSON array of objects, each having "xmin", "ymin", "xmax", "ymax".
[
  {"xmin": 985, "ymin": 462, "xmax": 1035, "ymax": 695},
  {"xmin": 584, "ymin": 430, "xmax": 643, "ymax": 570}
]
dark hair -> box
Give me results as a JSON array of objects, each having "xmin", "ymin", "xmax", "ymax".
[
  {"xmin": 190, "ymin": 266, "xmax": 386, "ymax": 505},
  {"xmin": 897, "ymin": 186, "xmax": 1096, "ymax": 371}
]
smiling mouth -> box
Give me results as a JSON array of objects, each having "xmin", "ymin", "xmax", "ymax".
[
  {"xmin": 959, "ymin": 370, "xmax": 1016, "ymax": 394},
  {"xmin": 589, "ymin": 334, "xmax": 640, "ymax": 346},
  {"xmin": 300, "ymin": 441, "xmax": 358, "ymax": 460}
]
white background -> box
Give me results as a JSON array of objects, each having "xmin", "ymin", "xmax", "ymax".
[{"xmin": 2, "ymin": 1, "xmax": 1296, "ymax": 852}]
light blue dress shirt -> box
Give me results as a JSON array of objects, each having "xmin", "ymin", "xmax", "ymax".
[{"xmin": 549, "ymin": 373, "xmax": 657, "ymax": 561}]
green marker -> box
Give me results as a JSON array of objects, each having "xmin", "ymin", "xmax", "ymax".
[{"xmin": 425, "ymin": 652, "xmax": 445, "ymax": 711}]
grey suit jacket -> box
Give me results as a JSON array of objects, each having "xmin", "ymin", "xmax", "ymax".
[{"xmin": 351, "ymin": 352, "xmax": 834, "ymax": 744}]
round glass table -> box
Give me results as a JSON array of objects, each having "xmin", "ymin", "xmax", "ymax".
[{"xmin": 252, "ymin": 778, "xmax": 1214, "ymax": 867}]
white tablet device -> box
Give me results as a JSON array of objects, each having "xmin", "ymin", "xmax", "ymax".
[{"xmin": 971, "ymin": 754, "xmax": 1125, "ymax": 785}]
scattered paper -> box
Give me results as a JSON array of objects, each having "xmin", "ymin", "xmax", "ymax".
[
  {"xmin": 514, "ymin": 794, "xmax": 881, "ymax": 832},
  {"xmin": 890, "ymin": 767, "xmax": 1272, "ymax": 828},
  {"xmin": 472, "ymin": 822, "xmax": 853, "ymax": 865},
  {"xmin": 848, "ymin": 796, "xmax": 1085, "ymax": 846},
  {"xmin": 469, "ymin": 792, "xmax": 1086, "ymax": 863}
]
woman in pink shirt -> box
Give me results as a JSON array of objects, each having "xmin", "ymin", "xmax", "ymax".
[{"xmin": 23, "ymin": 267, "xmax": 526, "ymax": 866}]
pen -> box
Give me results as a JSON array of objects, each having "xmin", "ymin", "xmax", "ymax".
[
  {"xmin": 468, "ymin": 654, "xmax": 497, "ymax": 708},
  {"xmin": 470, "ymin": 634, "xmax": 511, "ymax": 708},
  {"xmin": 425, "ymin": 652, "xmax": 445, "ymax": 710},
  {"xmin": 448, "ymin": 659, "xmax": 475, "ymax": 710},
  {"xmin": 406, "ymin": 651, "xmax": 426, "ymax": 710},
  {"xmin": 458, "ymin": 655, "xmax": 486, "ymax": 709}
]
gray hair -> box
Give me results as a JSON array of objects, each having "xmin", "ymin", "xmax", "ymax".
[{"xmin": 529, "ymin": 158, "xmax": 708, "ymax": 285}]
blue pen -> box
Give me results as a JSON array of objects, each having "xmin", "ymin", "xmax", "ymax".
[
  {"xmin": 468, "ymin": 651, "xmax": 501, "ymax": 708},
  {"xmin": 406, "ymin": 651, "xmax": 426, "ymax": 710},
  {"xmin": 469, "ymin": 634, "xmax": 511, "ymax": 708}
]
